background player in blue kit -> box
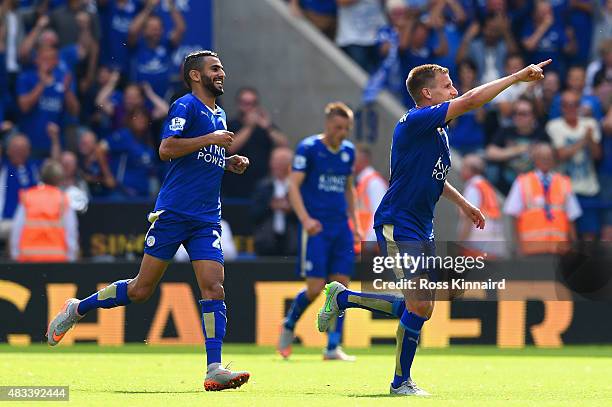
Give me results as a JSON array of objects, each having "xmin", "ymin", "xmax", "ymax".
[
  {"xmin": 317, "ymin": 60, "xmax": 553, "ymax": 395},
  {"xmin": 46, "ymin": 50, "xmax": 252, "ymax": 392},
  {"xmin": 278, "ymin": 102, "xmax": 361, "ymax": 361}
]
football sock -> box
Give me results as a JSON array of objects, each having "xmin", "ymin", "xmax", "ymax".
[
  {"xmin": 200, "ymin": 299, "xmax": 227, "ymax": 368},
  {"xmin": 76, "ymin": 279, "xmax": 132, "ymax": 315},
  {"xmin": 326, "ymin": 313, "xmax": 345, "ymax": 351},
  {"xmin": 336, "ymin": 289, "xmax": 405, "ymax": 318},
  {"xmin": 392, "ymin": 309, "xmax": 427, "ymax": 388},
  {"xmin": 283, "ymin": 289, "xmax": 312, "ymax": 330}
]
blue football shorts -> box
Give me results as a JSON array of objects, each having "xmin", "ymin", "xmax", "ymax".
[{"xmin": 296, "ymin": 220, "xmax": 354, "ymax": 279}]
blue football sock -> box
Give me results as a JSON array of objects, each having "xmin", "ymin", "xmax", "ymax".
[
  {"xmin": 200, "ymin": 299, "xmax": 227, "ymax": 368},
  {"xmin": 337, "ymin": 290, "xmax": 405, "ymax": 318},
  {"xmin": 76, "ymin": 279, "xmax": 132, "ymax": 315},
  {"xmin": 326, "ymin": 313, "xmax": 345, "ymax": 351},
  {"xmin": 283, "ymin": 289, "xmax": 312, "ymax": 331},
  {"xmin": 392, "ymin": 309, "xmax": 427, "ymax": 388}
]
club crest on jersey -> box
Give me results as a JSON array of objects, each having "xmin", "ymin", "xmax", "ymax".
[
  {"xmin": 432, "ymin": 156, "xmax": 450, "ymax": 181},
  {"xmin": 341, "ymin": 151, "xmax": 350, "ymax": 163},
  {"xmin": 169, "ymin": 117, "xmax": 186, "ymax": 131}
]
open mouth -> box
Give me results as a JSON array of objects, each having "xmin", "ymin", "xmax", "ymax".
[{"xmin": 214, "ymin": 78, "xmax": 224, "ymax": 87}]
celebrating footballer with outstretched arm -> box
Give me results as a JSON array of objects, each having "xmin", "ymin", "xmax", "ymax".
[
  {"xmin": 46, "ymin": 51, "xmax": 252, "ymax": 392},
  {"xmin": 317, "ymin": 59, "xmax": 552, "ymax": 396}
]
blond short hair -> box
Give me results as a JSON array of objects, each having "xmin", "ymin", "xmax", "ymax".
[
  {"xmin": 324, "ymin": 101, "xmax": 354, "ymax": 121},
  {"xmin": 406, "ymin": 64, "xmax": 449, "ymax": 103}
]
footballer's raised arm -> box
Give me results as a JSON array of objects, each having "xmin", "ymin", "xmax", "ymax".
[{"xmin": 445, "ymin": 59, "xmax": 552, "ymax": 122}]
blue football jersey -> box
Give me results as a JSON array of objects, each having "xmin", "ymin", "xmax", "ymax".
[
  {"xmin": 292, "ymin": 135, "xmax": 355, "ymax": 223},
  {"xmin": 374, "ymin": 102, "xmax": 451, "ymax": 240},
  {"xmin": 154, "ymin": 93, "xmax": 227, "ymax": 224}
]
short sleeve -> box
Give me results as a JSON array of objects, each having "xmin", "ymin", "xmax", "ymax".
[
  {"xmin": 292, "ymin": 141, "xmax": 310, "ymax": 172},
  {"xmin": 502, "ymin": 179, "xmax": 524, "ymax": 216},
  {"xmin": 161, "ymin": 100, "xmax": 190, "ymax": 139}
]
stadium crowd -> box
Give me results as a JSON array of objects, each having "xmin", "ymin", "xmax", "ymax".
[{"xmin": 0, "ymin": 0, "xmax": 610, "ymax": 260}]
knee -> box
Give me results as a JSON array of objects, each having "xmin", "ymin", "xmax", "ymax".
[
  {"xmin": 201, "ymin": 282, "xmax": 225, "ymax": 300},
  {"xmin": 407, "ymin": 300, "xmax": 434, "ymax": 319},
  {"xmin": 127, "ymin": 283, "xmax": 155, "ymax": 304}
]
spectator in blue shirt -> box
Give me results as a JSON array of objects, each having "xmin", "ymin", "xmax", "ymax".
[
  {"xmin": 521, "ymin": 0, "xmax": 577, "ymax": 77},
  {"xmin": 17, "ymin": 45, "xmax": 80, "ymax": 158},
  {"xmin": 448, "ymin": 59, "xmax": 485, "ymax": 155},
  {"xmin": 98, "ymin": 0, "xmax": 142, "ymax": 75},
  {"xmin": 76, "ymin": 128, "xmax": 116, "ymax": 198},
  {"xmin": 548, "ymin": 65, "xmax": 604, "ymax": 121},
  {"xmin": 0, "ymin": 134, "xmax": 39, "ymax": 241},
  {"xmin": 18, "ymin": 14, "xmax": 99, "ymax": 93},
  {"xmin": 102, "ymin": 106, "xmax": 156, "ymax": 199},
  {"xmin": 566, "ymin": 0, "xmax": 595, "ymax": 66},
  {"xmin": 127, "ymin": 0, "xmax": 185, "ymax": 99}
]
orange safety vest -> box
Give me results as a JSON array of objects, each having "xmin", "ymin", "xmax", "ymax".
[
  {"xmin": 516, "ymin": 171, "xmax": 571, "ymax": 255},
  {"xmin": 18, "ymin": 185, "xmax": 69, "ymax": 262},
  {"xmin": 472, "ymin": 177, "xmax": 501, "ymax": 220},
  {"xmin": 353, "ymin": 169, "xmax": 387, "ymax": 253}
]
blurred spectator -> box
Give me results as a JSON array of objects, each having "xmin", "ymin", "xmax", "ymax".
[
  {"xmin": 289, "ymin": 0, "xmax": 337, "ymax": 39},
  {"xmin": 372, "ymin": 0, "xmax": 411, "ymax": 101},
  {"xmin": 251, "ymin": 147, "xmax": 298, "ymax": 256},
  {"xmin": 503, "ymin": 143, "xmax": 581, "ymax": 255},
  {"xmin": 456, "ymin": 13, "xmax": 519, "ymax": 83},
  {"xmin": 493, "ymin": 54, "xmax": 531, "ymax": 128},
  {"xmin": 335, "ymin": 0, "xmax": 386, "ymax": 74},
  {"xmin": 521, "ymin": 0, "xmax": 576, "ymax": 76},
  {"xmin": 449, "ymin": 59, "xmax": 485, "ymax": 154},
  {"xmin": 353, "ymin": 143, "xmax": 386, "ymax": 243},
  {"xmin": 429, "ymin": 0, "xmax": 469, "ymax": 79},
  {"xmin": 591, "ymin": 0, "xmax": 612, "ymax": 61},
  {"xmin": 17, "ymin": 45, "xmax": 80, "ymax": 158},
  {"xmin": 546, "ymin": 90, "xmax": 602, "ymax": 240},
  {"xmin": 10, "ymin": 159, "xmax": 78, "ymax": 262},
  {"xmin": 60, "ymin": 150, "xmax": 89, "ymax": 213},
  {"xmin": 532, "ymin": 70, "xmax": 560, "ymax": 121},
  {"xmin": 175, "ymin": 219, "xmax": 237, "ymax": 261},
  {"xmin": 549, "ymin": 65, "xmax": 603, "ymax": 120},
  {"xmin": 76, "ymin": 128, "xmax": 116, "ymax": 197},
  {"xmin": 0, "ymin": 134, "xmax": 38, "ymax": 241},
  {"xmin": 127, "ymin": 0, "xmax": 185, "ymax": 98},
  {"xmin": 399, "ymin": 15, "xmax": 448, "ymax": 106},
  {"xmin": 98, "ymin": 0, "xmax": 142, "ymax": 75},
  {"xmin": 49, "ymin": 0, "xmax": 100, "ymax": 48},
  {"xmin": 567, "ymin": 0, "xmax": 595, "ymax": 66},
  {"xmin": 600, "ymin": 107, "xmax": 612, "ymax": 241},
  {"xmin": 458, "ymin": 154, "xmax": 506, "ymax": 257},
  {"xmin": 586, "ymin": 39, "xmax": 612, "ymax": 105},
  {"xmin": 223, "ymin": 87, "xmax": 288, "ymax": 199},
  {"xmin": 101, "ymin": 106, "xmax": 156, "ymax": 199},
  {"xmin": 19, "ymin": 14, "xmax": 99, "ymax": 93},
  {"xmin": 1, "ymin": 0, "xmax": 24, "ymax": 118},
  {"xmin": 486, "ymin": 98, "xmax": 551, "ymax": 194},
  {"xmin": 96, "ymin": 76, "xmax": 169, "ymax": 131}
]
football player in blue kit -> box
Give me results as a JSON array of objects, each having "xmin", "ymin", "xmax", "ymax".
[
  {"xmin": 317, "ymin": 60, "xmax": 552, "ymax": 395},
  {"xmin": 278, "ymin": 102, "xmax": 361, "ymax": 361},
  {"xmin": 46, "ymin": 50, "xmax": 252, "ymax": 391}
]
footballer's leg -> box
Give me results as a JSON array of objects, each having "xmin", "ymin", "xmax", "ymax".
[
  {"xmin": 47, "ymin": 254, "xmax": 169, "ymax": 346},
  {"xmin": 278, "ymin": 277, "xmax": 325, "ymax": 358},
  {"xmin": 193, "ymin": 260, "xmax": 250, "ymax": 391},
  {"xmin": 389, "ymin": 282, "xmax": 432, "ymax": 396}
]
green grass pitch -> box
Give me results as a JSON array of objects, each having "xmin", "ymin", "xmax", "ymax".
[{"xmin": 1, "ymin": 344, "xmax": 611, "ymax": 406}]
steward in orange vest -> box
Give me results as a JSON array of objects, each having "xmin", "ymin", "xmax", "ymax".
[
  {"xmin": 11, "ymin": 160, "xmax": 73, "ymax": 262},
  {"xmin": 515, "ymin": 170, "xmax": 573, "ymax": 255}
]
